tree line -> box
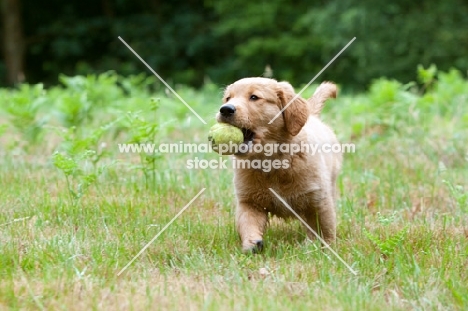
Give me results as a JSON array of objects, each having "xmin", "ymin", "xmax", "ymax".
[{"xmin": 1, "ymin": 0, "xmax": 467, "ymax": 90}]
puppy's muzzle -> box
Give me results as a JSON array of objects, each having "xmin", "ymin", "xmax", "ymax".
[{"xmin": 220, "ymin": 104, "xmax": 236, "ymax": 117}]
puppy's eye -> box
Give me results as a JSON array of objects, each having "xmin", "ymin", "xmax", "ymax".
[
  {"xmin": 225, "ymin": 96, "xmax": 231, "ymax": 102},
  {"xmin": 250, "ymin": 95, "xmax": 259, "ymax": 101}
]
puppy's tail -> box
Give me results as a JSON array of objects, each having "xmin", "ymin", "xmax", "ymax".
[{"xmin": 308, "ymin": 82, "xmax": 337, "ymax": 116}]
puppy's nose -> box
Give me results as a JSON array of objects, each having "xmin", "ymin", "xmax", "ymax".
[{"xmin": 220, "ymin": 104, "xmax": 236, "ymax": 117}]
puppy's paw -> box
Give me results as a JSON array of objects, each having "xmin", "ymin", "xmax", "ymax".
[{"xmin": 242, "ymin": 240, "xmax": 264, "ymax": 254}]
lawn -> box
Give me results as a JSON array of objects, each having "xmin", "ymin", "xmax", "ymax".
[{"xmin": 0, "ymin": 69, "xmax": 467, "ymax": 310}]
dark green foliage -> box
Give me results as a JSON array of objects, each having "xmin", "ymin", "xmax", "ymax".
[{"xmin": 2, "ymin": 0, "xmax": 468, "ymax": 89}]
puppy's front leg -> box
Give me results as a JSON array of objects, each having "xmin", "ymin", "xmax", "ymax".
[{"xmin": 236, "ymin": 202, "xmax": 268, "ymax": 253}]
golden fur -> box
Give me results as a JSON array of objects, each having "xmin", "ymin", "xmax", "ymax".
[{"xmin": 216, "ymin": 77, "xmax": 341, "ymax": 252}]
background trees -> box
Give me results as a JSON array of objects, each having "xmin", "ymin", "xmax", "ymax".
[
  {"xmin": 1, "ymin": 0, "xmax": 25, "ymax": 84},
  {"xmin": 1, "ymin": 0, "xmax": 467, "ymax": 89}
]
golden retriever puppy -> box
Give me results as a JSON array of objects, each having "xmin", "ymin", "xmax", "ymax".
[{"xmin": 216, "ymin": 77, "xmax": 341, "ymax": 252}]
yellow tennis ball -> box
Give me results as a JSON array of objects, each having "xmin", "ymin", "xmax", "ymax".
[{"xmin": 208, "ymin": 123, "xmax": 244, "ymax": 155}]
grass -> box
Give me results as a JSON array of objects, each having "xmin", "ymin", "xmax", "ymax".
[{"xmin": 0, "ymin": 70, "xmax": 467, "ymax": 310}]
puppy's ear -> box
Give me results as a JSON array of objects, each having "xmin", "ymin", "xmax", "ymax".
[{"xmin": 276, "ymin": 82, "xmax": 309, "ymax": 136}]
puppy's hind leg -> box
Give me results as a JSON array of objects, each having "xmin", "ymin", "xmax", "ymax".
[
  {"xmin": 303, "ymin": 211, "xmax": 320, "ymax": 242},
  {"xmin": 236, "ymin": 202, "xmax": 268, "ymax": 253},
  {"xmin": 304, "ymin": 197, "xmax": 336, "ymax": 244},
  {"xmin": 316, "ymin": 196, "xmax": 337, "ymax": 244}
]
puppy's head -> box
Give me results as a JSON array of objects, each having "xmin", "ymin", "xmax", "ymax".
[{"xmin": 216, "ymin": 78, "xmax": 309, "ymax": 149}]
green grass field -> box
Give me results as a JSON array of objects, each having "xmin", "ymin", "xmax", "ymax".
[{"xmin": 1, "ymin": 69, "xmax": 467, "ymax": 310}]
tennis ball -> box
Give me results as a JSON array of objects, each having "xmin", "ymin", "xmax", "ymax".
[{"xmin": 208, "ymin": 123, "xmax": 244, "ymax": 155}]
